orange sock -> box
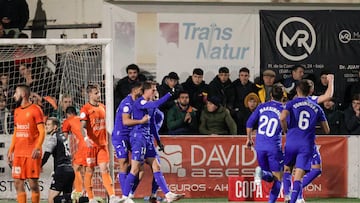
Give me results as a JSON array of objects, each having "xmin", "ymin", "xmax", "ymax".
[
  {"xmin": 74, "ymin": 170, "xmax": 83, "ymax": 192},
  {"xmin": 84, "ymin": 172, "xmax": 94, "ymax": 199},
  {"xmin": 17, "ymin": 192, "xmax": 26, "ymax": 203},
  {"xmin": 101, "ymin": 172, "xmax": 115, "ymax": 196},
  {"xmin": 32, "ymin": 191, "xmax": 40, "ymax": 203}
]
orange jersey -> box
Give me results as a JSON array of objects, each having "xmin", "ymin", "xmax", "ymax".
[
  {"xmin": 62, "ymin": 115, "xmax": 87, "ymax": 151},
  {"xmin": 13, "ymin": 104, "xmax": 44, "ymax": 157},
  {"xmin": 80, "ymin": 103, "xmax": 107, "ymax": 146}
]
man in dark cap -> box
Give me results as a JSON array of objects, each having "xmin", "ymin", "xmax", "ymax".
[{"xmin": 157, "ymin": 71, "xmax": 183, "ymax": 134}]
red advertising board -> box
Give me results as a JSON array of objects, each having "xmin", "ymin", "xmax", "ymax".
[
  {"xmin": 228, "ymin": 176, "xmax": 284, "ymax": 201},
  {"xmin": 112, "ymin": 136, "xmax": 347, "ymax": 198}
]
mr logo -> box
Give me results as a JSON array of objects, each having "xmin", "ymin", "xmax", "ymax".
[{"xmin": 275, "ymin": 17, "xmax": 316, "ymax": 61}]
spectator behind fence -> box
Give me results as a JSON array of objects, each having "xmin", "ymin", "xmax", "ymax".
[
  {"xmin": 320, "ymin": 98, "xmax": 346, "ymax": 135},
  {"xmin": 167, "ymin": 90, "xmax": 198, "ymax": 135},
  {"xmin": 181, "ymin": 68, "xmax": 209, "ymax": 114},
  {"xmin": 344, "ymin": 93, "xmax": 360, "ymax": 135},
  {"xmin": 157, "ymin": 71, "xmax": 183, "ymax": 134},
  {"xmin": 53, "ymin": 94, "xmax": 78, "ymax": 123},
  {"xmin": 18, "ymin": 60, "xmax": 49, "ymax": 97},
  {"xmin": 208, "ymin": 67, "xmax": 235, "ymax": 113},
  {"xmin": 233, "ymin": 67, "xmax": 258, "ymax": 111},
  {"xmin": 236, "ymin": 93, "xmax": 260, "ymax": 135},
  {"xmin": 199, "ymin": 96, "xmax": 237, "ymax": 135},
  {"xmin": 114, "ymin": 64, "xmax": 147, "ymax": 111}
]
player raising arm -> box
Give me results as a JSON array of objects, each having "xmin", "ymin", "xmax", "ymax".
[{"xmin": 280, "ymin": 80, "xmax": 330, "ymax": 203}]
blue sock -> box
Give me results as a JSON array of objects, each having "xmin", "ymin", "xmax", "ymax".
[
  {"xmin": 262, "ymin": 170, "xmax": 274, "ymax": 182},
  {"xmin": 283, "ymin": 172, "xmax": 292, "ymax": 197},
  {"xmin": 130, "ymin": 176, "xmax": 140, "ymax": 195},
  {"xmin": 268, "ymin": 180, "xmax": 281, "ymax": 203},
  {"xmin": 151, "ymin": 177, "xmax": 159, "ymax": 195},
  {"xmin": 297, "ymin": 188, "xmax": 303, "ymax": 200},
  {"xmin": 153, "ymin": 171, "xmax": 169, "ymax": 194},
  {"xmin": 303, "ymin": 168, "xmax": 321, "ymax": 187},
  {"xmin": 118, "ymin": 172, "xmax": 127, "ymax": 193},
  {"xmin": 123, "ymin": 173, "xmax": 136, "ymax": 197},
  {"xmin": 290, "ymin": 180, "xmax": 302, "ymax": 203}
]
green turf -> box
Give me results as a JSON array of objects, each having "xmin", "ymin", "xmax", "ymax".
[{"xmin": 1, "ymin": 198, "xmax": 360, "ymax": 202}]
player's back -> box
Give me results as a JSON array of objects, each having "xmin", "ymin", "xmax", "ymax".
[
  {"xmin": 62, "ymin": 115, "xmax": 86, "ymax": 149},
  {"xmin": 44, "ymin": 132, "xmax": 72, "ymax": 169},
  {"xmin": 285, "ymin": 97, "xmax": 326, "ymax": 146},
  {"xmin": 80, "ymin": 102, "xmax": 107, "ymax": 146},
  {"xmin": 113, "ymin": 95, "xmax": 134, "ymax": 137},
  {"xmin": 13, "ymin": 104, "xmax": 44, "ymax": 157},
  {"xmin": 247, "ymin": 100, "xmax": 283, "ymax": 151}
]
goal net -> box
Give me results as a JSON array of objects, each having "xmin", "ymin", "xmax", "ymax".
[{"xmin": 0, "ymin": 39, "xmax": 115, "ymax": 199}]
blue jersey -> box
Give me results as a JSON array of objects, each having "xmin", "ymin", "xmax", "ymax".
[
  {"xmin": 112, "ymin": 95, "xmax": 134, "ymax": 139},
  {"xmin": 247, "ymin": 100, "xmax": 284, "ymax": 151},
  {"xmin": 132, "ymin": 93, "xmax": 171, "ymax": 136},
  {"xmin": 285, "ymin": 97, "xmax": 327, "ymax": 148}
]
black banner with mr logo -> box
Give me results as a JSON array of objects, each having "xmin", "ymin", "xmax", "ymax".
[{"xmin": 260, "ymin": 10, "xmax": 360, "ymax": 108}]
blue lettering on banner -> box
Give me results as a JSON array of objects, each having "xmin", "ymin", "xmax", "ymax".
[{"xmin": 182, "ymin": 22, "xmax": 250, "ymax": 60}]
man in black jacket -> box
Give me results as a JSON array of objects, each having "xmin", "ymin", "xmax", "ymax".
[{"xmin": 114, "ymin": 64, "xmax": 147, "ymax": 111}]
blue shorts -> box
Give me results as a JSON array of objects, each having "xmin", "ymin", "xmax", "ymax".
[
  {"xmin": 284, "ymin": 144, "xmax": 312, "ymax": 171},
  {"xmin": 311, "ymin": 145, "xmax": 322, "ymax": 165},
  {"xmin": 112, "ymin": 135, "xmax": 130, "ymax": 159},
  {"xmin": 129, "ymin": 131, "xmax": 147, "ymax": 163},
  {"xmin": 256, "ymin": 149, "xmax": 283, "ymax": 172},
  {"xmin": 144, "ymin": 136, "xmax": 157, "ymax": 159}
]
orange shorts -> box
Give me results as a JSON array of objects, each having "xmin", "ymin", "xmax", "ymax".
[
  {"xmin": 85, "ymin": 145, "xmax": 109, "ymax": 167},
  {"xmin": 12, "ymin": 156, "xmax": 41, "ymax": 179},
  {"xmin": 72, "ymin": 146, "xmax": 87, "ymax": 166}
]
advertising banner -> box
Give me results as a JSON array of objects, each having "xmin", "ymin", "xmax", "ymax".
[
  {"xmin": 157, "ymin": 13, "xmax": 259, "ymax": 83},
  {"xmin": 124, "ymin": 136, "xmax": 347, "ymax": 198},
  {"xmin": 260, "ymin": 10, "xmax": 360, "ymax": 106},
  {"xmin": 0, "ymin": 136, "xmax": 347, "ymax": 199}
]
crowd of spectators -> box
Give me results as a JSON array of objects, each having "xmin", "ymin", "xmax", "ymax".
[{"xmin": 113, "ymin": 63, "xmax": 359, "ymax": 136}]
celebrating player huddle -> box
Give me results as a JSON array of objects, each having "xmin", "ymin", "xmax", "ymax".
[
  {"xmin": 7, "ymin": 83, "xmax": 184, "ymax": 203},
  {"xmin": 246, "ymin": 78, "xmax": 332, "ymax": 203}
]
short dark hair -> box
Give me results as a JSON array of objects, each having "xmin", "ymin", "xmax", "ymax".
[
  {"xmin": 218, "ymin": 67, "xmax": 229, "ymax": 73},
  {"xmin": 271, "ymin": 83, "xmax": 284, "ymax": 101},
  {"xmin": 297, "ymin": 79, "xmax": 312, "ymax": 96},
  {"xmin": 16, "ymin": 84, "xmax": 31, "ymax": 98},
  {"xmin": 291, "ymin": 65, "xmax": 305, "ymax": 72},
  {"xmin": 178, "ymin": 90, "xmax": 189, "ymax": 97},
  {"xmin": 239, "ymin": 67, "xmax": 250, "ymax": 74},
  {"xmin": 126, "ymin": 64, "xmax": 140, "ymax": 73},
  {"xmin": 65, "ymin": 106, "xmax": 77, "ymax": 115},
  {"xmin": 352, "ymin": 93, "xmax": 360, "ymax": 101},
  {"xmin": 130, "ymin": 81, "xmax": 143, "ymax": 90},
  {"xmin": 193, "ymin": 68, "xmax": 204, "ymax": 75}
]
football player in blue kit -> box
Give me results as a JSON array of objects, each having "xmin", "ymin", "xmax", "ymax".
[
  {"xmin": 246, "ymin": 83, "xmax": 285, "ymax": 203},
  {"xmin": 280, "ymin": 79, "xmax": 330, "ymax": 203}
]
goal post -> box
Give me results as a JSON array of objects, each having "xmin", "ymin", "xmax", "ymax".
[{"xmin": 0, "ymin": 38, "xmax": 115, "ymax": 199}]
